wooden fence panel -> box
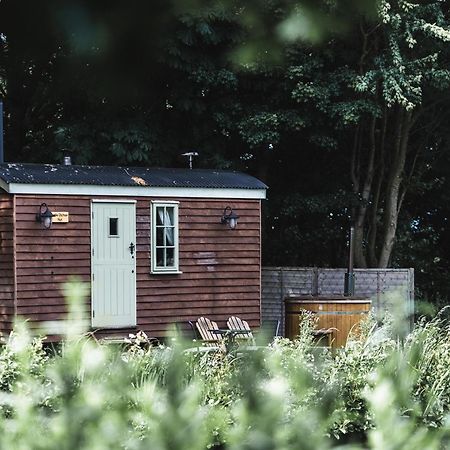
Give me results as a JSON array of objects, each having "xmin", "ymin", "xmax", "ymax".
[{"xmin": 262, "ymin": 267, "xmax": 414, "ymax": 336}]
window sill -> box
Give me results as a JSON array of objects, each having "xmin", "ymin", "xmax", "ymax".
[{"xmin": 150, "ymin": 270, "xmax": 183, "ymax": 275}]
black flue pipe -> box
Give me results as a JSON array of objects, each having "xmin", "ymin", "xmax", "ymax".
[
  {"xmin": 0, "ymin": 101, "xmax": 3, "ymax": 163},
  {"xmin": 344, "ymin": 226, "xmax": 355, "ymax": 296}
]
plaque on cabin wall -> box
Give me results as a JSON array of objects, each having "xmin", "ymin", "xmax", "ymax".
[{"xmin": 52, "ymin": 212, "xmax": 69, "ymax": 223}]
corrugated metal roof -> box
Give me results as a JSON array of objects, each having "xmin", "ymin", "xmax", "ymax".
[{"xmin": 0, "ymin": 163, "xmax": 267, "ymax": 190}]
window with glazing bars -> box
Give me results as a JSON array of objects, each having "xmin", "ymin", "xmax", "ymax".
[{"xmin": 151, "ymin": 202, "xmax": 180, "ymax": 273}]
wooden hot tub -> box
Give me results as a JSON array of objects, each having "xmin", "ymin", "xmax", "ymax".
[{"xmin": 285, "ymin": 296, "xmax": 372, "ymax": 348}]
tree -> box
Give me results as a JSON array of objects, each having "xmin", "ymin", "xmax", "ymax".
[
  {"xmin": 0, "ymin": 1, "xmax": 243, "ymax": 166},
  {"xmin": 2, "ymin": 0, "xmax": 450, "ymax": 287},
  {"xmin": 284, "ymin": 0, "xmax": 450, "ymax": 268}
]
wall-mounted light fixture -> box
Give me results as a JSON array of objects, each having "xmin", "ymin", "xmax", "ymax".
[
  {"xmin": 36, "ymin": 203, "xmax": 54, "ymax": 229},
  {"xmin": 221, "ymin": 206, "xmax": 239, "ymax": 229}
]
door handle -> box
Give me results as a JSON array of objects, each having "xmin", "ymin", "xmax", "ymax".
[{"xmin": 129, "ymin": 242, "xmax": 135, "ymax": 255}]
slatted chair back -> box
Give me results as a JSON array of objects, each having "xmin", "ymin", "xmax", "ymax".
[
  {"xmin": 195, "ymin": 317, "xmax": 223, "ymax": 344},
  {"xmin": 227, "ymin": 316, "xmax": 253, "ymax": 340}
]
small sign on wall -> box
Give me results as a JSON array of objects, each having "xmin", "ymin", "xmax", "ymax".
[{"xmin": 52, "ymin": 212, "xmax": 69, "ymax": 223}]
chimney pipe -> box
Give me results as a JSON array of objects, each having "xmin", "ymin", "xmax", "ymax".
[
  {"xmin": 63, "ymin": 156, "xmax": 72, "ymax": 165},
  {"xmin": 344, "ymin": 226, "xmax": 355, "ymax": 296},
  {"xmin": 0, "ymin": 101, "xmax": 4, "ymax": 164}
]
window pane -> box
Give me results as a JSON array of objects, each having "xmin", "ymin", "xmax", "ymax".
[
  {"xmin": 166, "ymin": 248, "xmax": 174, "ymax": 267},
  {"xmin": 167, "ymin": 207, "xmax": 174, "ymax": 224},
  {"xmin": 156, "ymin": 248, "xmax": 165, "ymax": 267},
  {"xmin": 165, "ymin": 226, "xmax": 175, "ymax": 246},
  {"xmin": 109, "ymin": 218, "xmax": 118, "ymax": 236},
  {"xmin": 156, "ymin": 207, "xmax": 164, "ymax": 225},
  {"xmin": 156, "ymin": 227, "xmax": 164, "ymax": 246}
]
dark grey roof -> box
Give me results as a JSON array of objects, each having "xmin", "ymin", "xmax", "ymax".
[{"xmin": 0, "ymin": 163, "xmax": 267, "ymax": 190}]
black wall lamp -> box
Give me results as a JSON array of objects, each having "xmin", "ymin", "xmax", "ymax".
[
  {"xmin": 36, "ymin": 203, "xmax": 54, "ymax": 229},
  {"xmin": 221, "ymin": 206, "xmax": 239, "ymax": 229}
]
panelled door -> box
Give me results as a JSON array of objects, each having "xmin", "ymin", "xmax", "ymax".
[{"xmin": 91, "ymin": 201, "xmax": 136, "ymax": 328}]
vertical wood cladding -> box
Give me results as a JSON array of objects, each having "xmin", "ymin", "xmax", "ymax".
[
  {"xmin": 12, "ymin": 195, "xmax": 261, "ymax": 338},
  {"xmin": 0, "ymin": 194, "xmax": 14, "ymax": 335}
]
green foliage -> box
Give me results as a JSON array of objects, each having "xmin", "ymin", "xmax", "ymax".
[
  {"xmin": 263, "ymin": 0, "xmax": 450, "ymax": 274},
  {"xmin": 2, "ymin": 1, "xmax": 450, "ymax": 298},
  {"xmin": 3, "ymin": 293, "xmax": 450, "ymax": 449}
]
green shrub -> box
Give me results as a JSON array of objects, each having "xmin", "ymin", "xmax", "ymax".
[{"xmin": 2, "ymin": 284, "xmax": 450, "ymax": 449}]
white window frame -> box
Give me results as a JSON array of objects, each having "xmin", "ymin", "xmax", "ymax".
[{"xmin": 151, "ymin": 201, "xmax": 181, "ymax": 274}]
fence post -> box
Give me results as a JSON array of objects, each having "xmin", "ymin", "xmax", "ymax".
[
  {"xmin": 312, "ymin": 267, "xmax": 319, "ymax": 296},
  {"xmin": 409, "ymin": 268, "xmax": 415, "ymax": 329},
  {"xmin": 279, "ymin": 267, "xmax": 285, "ymax": 335}
]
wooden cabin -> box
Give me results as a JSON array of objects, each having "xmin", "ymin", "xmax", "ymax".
[{"xmin": 0, "ymin": 163, "xmax": 267, "ymax": 340}]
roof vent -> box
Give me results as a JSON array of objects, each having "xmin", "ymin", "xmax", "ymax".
[
  {"xmin": 63, "ymin": 156, "xmax": 72, "ymax": 166},
  {"xmin": 181, "ymin": 152, "xmax": 198, "ymax": 170}
]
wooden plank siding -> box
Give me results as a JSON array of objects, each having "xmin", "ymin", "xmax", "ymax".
[
  {"xmin": 0, "ymin": 194, "xmax": 15, "ymax": 336},
  {"xmin": 12, "ymin": 194, "xmax": 261, "ymax": 339}
]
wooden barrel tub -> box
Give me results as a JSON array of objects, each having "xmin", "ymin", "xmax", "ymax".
[{"xmin": 284, "ymin": 296, "xmax": 372, "ymax": 348}]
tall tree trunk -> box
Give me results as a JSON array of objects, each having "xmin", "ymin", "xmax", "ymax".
[
  {"xmin": 378, "ymin": 108, "xmax": 412, "ymax": 267},
  {"xmin": 351, "ymin": 125, "xmax": 366, "ymax": 267},
  {"xmin": 352, "ymin": 117, "xmax": 377, "ymax": 268},
  {"xmin": 367, "ymin": 106, "xmax": 387, "ymax": 267}
]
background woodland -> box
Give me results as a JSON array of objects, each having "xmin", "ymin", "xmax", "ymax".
[{"xmin": 1, "ymin": 0, "xmax": 450, "ymax": 306}]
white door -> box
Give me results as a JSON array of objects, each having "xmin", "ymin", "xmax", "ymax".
[{"xmin": 91, "ymin": 201, "xmax": 136, "ymax": 328}]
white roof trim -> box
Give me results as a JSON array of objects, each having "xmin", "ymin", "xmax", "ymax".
[
  {"xmin": 4, "ymin": 183, "xmax": 267, "ymax": 199},
  {"xmin": 0, "ymin": 178, "xmax": 9, "ymax": 193}
]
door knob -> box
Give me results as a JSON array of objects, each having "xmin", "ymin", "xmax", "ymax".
[{"xmin": 129, "ymin": 242, "xmax": 135, "ymax": 255}]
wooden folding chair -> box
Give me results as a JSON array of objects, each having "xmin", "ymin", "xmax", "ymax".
[
  {"xmin": 227, "ymin": 316, "xmax": 254, "ymax": 341},
  {"xmin": 195, "ymin": 317, "xmax": 223, "ymax": 346}
]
